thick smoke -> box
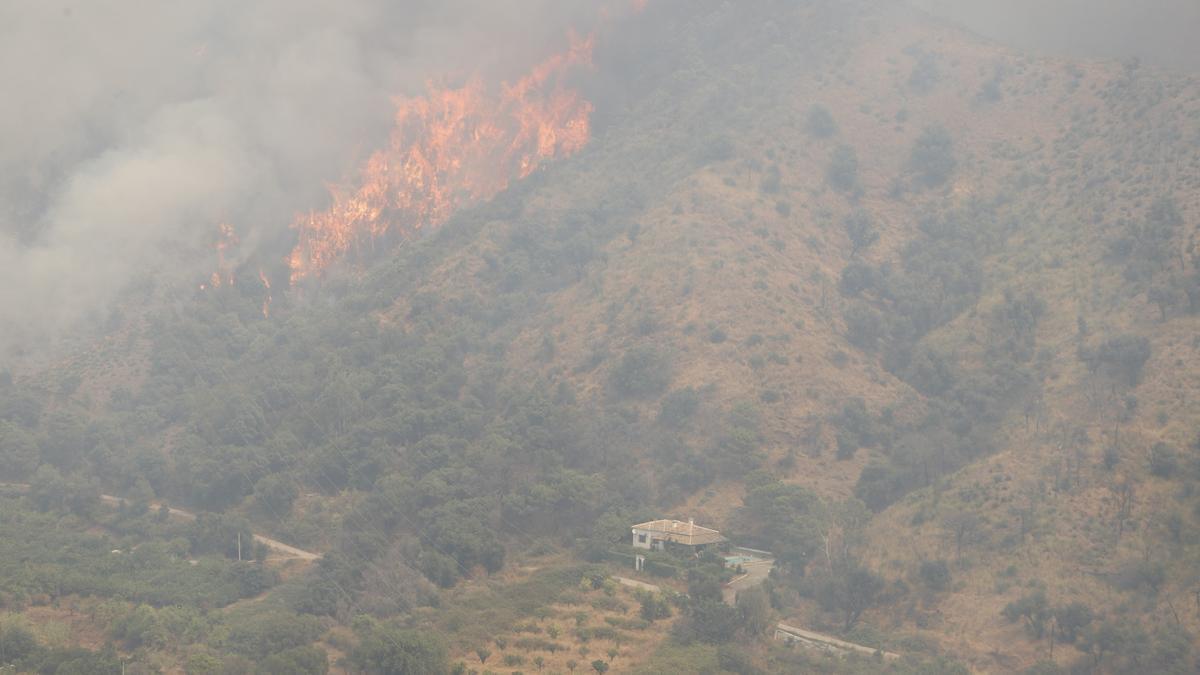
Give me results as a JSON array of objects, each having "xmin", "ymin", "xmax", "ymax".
[{"xmin": 0, "ymin": 0, "xmax": 604, "ymax": 360}]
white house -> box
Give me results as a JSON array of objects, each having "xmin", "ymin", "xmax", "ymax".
[{"xmin": 631, "ymin": 518, "xmax": 724, "ymax": 553}]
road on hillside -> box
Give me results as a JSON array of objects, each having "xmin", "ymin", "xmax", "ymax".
[
  {"xmin": 613, "ymin": 576, "xmax": 661, "ymax": 593},
  {"xmin": 775, "ymin": 622, "xmax": 900, "ymax": 660},
  {"xmin": 1, "ymin": 483, "xmax": 319, "ymax": 561},
  {"xmin": 722, "ymin": 559, "xmax": 774, "ymax": 604}
]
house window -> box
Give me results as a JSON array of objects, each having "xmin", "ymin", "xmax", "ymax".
[{"xmin": 637, "ymin": 533, "xmax": 647, "ymax": 543}]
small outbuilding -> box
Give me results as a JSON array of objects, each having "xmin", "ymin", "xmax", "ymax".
[{"xmin": 631, "ymin": 518, "xmax": 724, "ymax": 553}]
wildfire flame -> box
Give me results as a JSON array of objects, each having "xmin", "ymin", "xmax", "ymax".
[
  {"xmin": 204, "ymin": 223, "xmax": 239, "ymax": 289},
  {"xmin": 287, "ymin": 35, "xmax": 595, "ymax": 284},
  {"xmin": 258, "ymin": 268, "xmax": 272, "ymax": 318}
]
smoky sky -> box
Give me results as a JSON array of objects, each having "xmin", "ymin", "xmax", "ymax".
[
  {"xmin": 0, "ymin": 0, "xmax": 609, "ymax": 361},
  {"xmin": 915, "ymin": 0, "xmax": 1200, "ymax": 71}
]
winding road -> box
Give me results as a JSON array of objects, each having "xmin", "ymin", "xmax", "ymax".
[
  {"xmin": 0, "ymin": 483, "xmax": 319, "ymax": 561},
  {"xmin": 721, "ymin": 559, "xmax": 774, "ymax": 604}
]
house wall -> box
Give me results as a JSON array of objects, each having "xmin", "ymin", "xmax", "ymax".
[{"xmin": 631, "ymin": 528, "xmax": 653, "ymax": 549}]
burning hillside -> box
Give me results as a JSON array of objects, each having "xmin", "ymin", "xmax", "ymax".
[{"xmin": 287, "ymin": 36, "xmax": 596, "ymax": 284}]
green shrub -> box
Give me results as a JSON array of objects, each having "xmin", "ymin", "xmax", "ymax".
[
  {"xmin": 827, "ymin": 145, "xmax": 859, "ymax": 192},
  {"xmin": 607, "ymin": 615, "xmax": 653, "ymax": 630},
  {"xmin": 1148, "ymin": 442, "xmax": 1178, "ymax": 478},
  {"xmin": 643, "ymin": 559, "xmax": 679, "ymax": 578},
  {"xmin": 919, "ymin": 560, "xmax": 951, "ymax": 591},
  {"xmin": 659, "ymin": 388, "xmax": 701, "ymax": 427},
  {"xmin": 589, "ymin": 596, "xmax": 628, "ymax": 614},
  {"xmin": 610, "ymin": 347, "xmax": 673, "ymax": 398},
  {"xmin": 844, "ymin": 210, "xmax": 878, "ymax": 256},
  {"xmin": 909, "ymin": 125, "xmax": 956, "ymax": 186},
  {"xmin": 805, "ymin": 104, "xmax": 838, "ymax": 138},
  {"xmin": 1084, "ymin": 334, "xmax": 1151, "ymax": 386},
  {"xmin": 513, "ymin": 637, "xmax": 562, "ymax": 652}
]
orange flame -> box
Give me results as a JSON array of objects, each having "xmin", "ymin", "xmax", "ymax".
[
  {"xmin": 288, "ymin": 36, "xmax": 595, "ymax": 284},
  {"xmin": 213, "ymin": 223, "xmax": 238, "ymax": 287},
  {"xmin": 258, "ymin": 268, "xmax": 272, "ymax": 318}
]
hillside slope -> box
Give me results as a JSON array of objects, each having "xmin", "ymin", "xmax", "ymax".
[{"xmin": 1, "ymin": 1, "xmax": 1198, "ymax": 672}]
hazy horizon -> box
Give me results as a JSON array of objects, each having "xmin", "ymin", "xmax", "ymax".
[{"xmin": 916, "ymin": 0, "xmax": 1200, "ymax": 70}]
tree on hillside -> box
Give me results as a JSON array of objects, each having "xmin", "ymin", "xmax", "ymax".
[
  {"xmin": 1147, "ymin": 284, "xmax": 1175, "ymax": 321},
  {"xmin": 908, "ymin": 125, "xmax": 956, "ymax": 186},
  {"xmin": 350, "ymin": 624, "xmax": 447, "ymax": 675},
  {"xmin": 0, "ymin": 387, "xmax": 42, "ymax": 428},
  {"xmin": 259, "ymin": 646, "xmax": 328, "ymax": 674},
  {"xmin": 0, "ymin": 624, "xmax": 40, "ymax": 664},
  {"xmin": 844, "ymin": 210, "xmax": 879, "ymax": 256},
  {"xmin": 40, "ymin": 410, "xmax": 89, "ymax": 470},
  {"xmin": 1052, "ymin": 602, "xmax": 1094, "ymax": 644},
  {"xmin": 942, "ymin": 511, "xmax": 982, "ymax": 563},
  {"xmin": 735, "ymin": 587, "xmax": 772, "ymax": 637},
  {"xmin": 827, "ymin": 144, "xmax": 859, "ymax": 193},
  {"xmin": 658, "ymin": 387, "xmax": 701, "ymax": 428},
  {"xmin": 181, "ymin": 651, "xmax": 222, "ymax": 674},
  {"xmin": 1080, "ymin": 618, "xmax": 1150, "ymax": 671},
  {"xmin": 254, "ymin": 474, "xmax": 299, "ymax": 515},
  {"xmin": 805, "ymin": 104, "xmax": 838, "ymax": 138},
  {"xmin": 186, "ymin": 513, "xmax": 255, "ymax": 560},
  {"xmin": 710, "ymin": 402, "xmax": 765, "ymax": 478},
  {"xmin": 844, "ymin": 302, "xmax": 886, "ymax": 351},
  {"xmin": 742, "ymin": 480, "xmax": 822, "ymax": 575},
  {"xmin": 1148, "ymin": 441, "xmax": 1178, "ymax": 478},
  {"xmin": 986, "ymin": 290, "xmax": 1047, "ymax": 362},
  {"xmin": 816, "ymin": 498, "xmax": 871, "ymax": 573},
  {"xmin": 1085, "ymin": 334, "xmax": 1152, "ymax": 387},
  {"xmin": 0, "ymin": 421, "xmax": 39, "ymax": 479},
  {"xmin": 682, "ymin": 600, "xmax": 742, "ymax": 644},
  {"xmin": 816, "ymin": 564, "xmax": 884, "ymax": 632},
  {"xmin": 610, "ymin": 347, "xmax": 672, "ymax": 398},
  {"xmin": 1003, "ymin": 590, "xmax": 1050, "ymax": 639},
  {"xmin": 639, "ymin": 592, "xmax": 672, "ymax": 621},
  {"xmin": 29, "ymin": 464, "xmax": 68, "ymax": 512},
  {"xmin": 918, "ymin": 560, "xmax": 952, "ymax": 591}
]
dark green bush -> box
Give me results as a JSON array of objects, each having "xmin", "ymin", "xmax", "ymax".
[
  {"xmin": 918, "ymin": 560, "xmax": 951, "ymax": 591},
  {"xmin": 805, "ymin": 104, "xmax": 838, "ymax": 138},
  {"xmin": 610, "ymin": 347, "xmax": 673, "ymax": 398},
  {"xmin": 659, "ymin": 387, "xmax": 701, "ymax": 427},
  {"xmin": 909, "ymin": 125, "xmax": 957, "ymax": 186},
  {"xmin": 1149, "ymin": 441, "xmax": 1178, "ymax": 478},
  {"xmin": 827, "ymin": 145, "xmax": 859, "ymax": 192}
]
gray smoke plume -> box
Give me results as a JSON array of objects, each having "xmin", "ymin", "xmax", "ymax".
[{"xmin": 0, "ymin": 0, "xmax": 606, "ymax": 361}]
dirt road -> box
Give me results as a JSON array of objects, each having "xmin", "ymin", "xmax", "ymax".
[
  {"xmin": 613, "ymin": 576, "xmax": 661, "ymax": 593},
  {"xmin": 775, "ymin": 622, "xmax": 900, "ymax": 660},
  {"xmin": 2, "ymin": 483, "xmax": 319, "ymax": 561},
  {"xmin": 722, "ymin": 559, "xmax": 774, "ymax": 604}
]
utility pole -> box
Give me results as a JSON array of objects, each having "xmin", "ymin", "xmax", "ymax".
[{"xmin": 237, "ymin": 532, "xmax": 242, "ymax": 562}]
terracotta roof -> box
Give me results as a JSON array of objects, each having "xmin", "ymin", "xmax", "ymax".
[{"xmin": 632, "ymin": 519, "xmax": 725, "ymax": 546}]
